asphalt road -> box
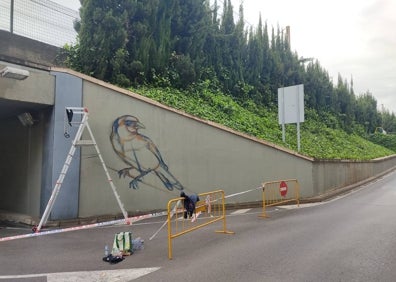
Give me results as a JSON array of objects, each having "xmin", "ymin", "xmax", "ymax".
[{"xmin": 1, "ymin": 170, "xmax": 396, "ymax": 281}]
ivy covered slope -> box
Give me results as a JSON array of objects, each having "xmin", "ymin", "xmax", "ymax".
[{"xmin": 131, "ymin": 84, "xmax": 395, "ymax": 161}]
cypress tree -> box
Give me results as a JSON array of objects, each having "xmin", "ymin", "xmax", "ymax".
[{"xmin": 77, "ymin": 0, "xmax": 130, "ymax": 85}]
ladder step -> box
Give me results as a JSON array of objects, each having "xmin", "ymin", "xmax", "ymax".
[{"xmin": 76, "ymin": 140, "xmax": 96, "ymax": 146}]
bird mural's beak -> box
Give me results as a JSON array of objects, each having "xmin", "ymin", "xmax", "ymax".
[{"xmin": 136, "ymin": 121, "xmax": 145, "ymax": 129}]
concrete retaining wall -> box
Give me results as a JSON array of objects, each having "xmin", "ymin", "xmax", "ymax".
[
  {"xmin": 48, "ymin": 68, "xmax": 395, "ymax": 218},
  {"xmin": 77, "ymin": 75, "xmax": 314, "ymax": 217},
  {"xmin": 312, "ymin": 157, "xmax": 396, "ymax": 196},
  {"xmin": 0, "ymin": 64, "xmax": 395, "ymax": 220},
  {"xmin": 0, "ymin": 30, "xmax": 60, "ymax": 67}
]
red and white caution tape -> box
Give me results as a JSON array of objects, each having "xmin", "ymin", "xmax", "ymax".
[
  {"xmin": 224, "ymin": 186, "xmax": 262, "ymax": 199},
  {"xmin": 0, "ymin": 211, "xmax": 167, "ymax": 242},
  {"xmin": 149, "ymin": 200, "xmax": 181, "ymax": 241}
]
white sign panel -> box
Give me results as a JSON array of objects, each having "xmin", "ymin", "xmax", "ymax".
[{"xmin": 278, "ymin": 84, "xmax": 305, "ymax": 124}]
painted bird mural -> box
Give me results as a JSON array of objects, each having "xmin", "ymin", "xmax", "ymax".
[{"xmin": 110, "ymin": 115, "xmax": 184, "ymax": 191}]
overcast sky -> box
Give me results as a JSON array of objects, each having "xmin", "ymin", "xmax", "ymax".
[
  {"xmin": 54, "ymin": 0, "xmax": 396, "ymax": 114},
  {"xmin": 239, "ymin": 0, "xmax": 396, "ymax": 114}
]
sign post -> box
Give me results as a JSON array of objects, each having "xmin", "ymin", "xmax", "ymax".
[{"xmin": 278, "ymin": 84, "xmax": 305, "ymax": 151}]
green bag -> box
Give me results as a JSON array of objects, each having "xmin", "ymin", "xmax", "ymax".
[{"xmin": 112, "ymin": 231, "xmax": 133, "ymax": 255}]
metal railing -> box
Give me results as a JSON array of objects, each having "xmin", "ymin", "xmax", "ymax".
[
  {"xmin": 260, "ymin": 179, "xmax": 300, "ymax": 218},
  {"xmin": 167, "ymin": 190, "xmax": 234, "ymax": 259},
  {"xmin": 0, "ymin": 0, "xmax": 79, "ymax": 47}
]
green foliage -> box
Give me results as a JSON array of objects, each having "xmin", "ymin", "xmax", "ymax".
[
  {"xmin": 131, "ymin": 85, "xmax": 395, "ymax": 160},
  {"xmin": 59, "ymin": 0, "xmax": 396, "ymax": 152},
  {"xmin": 76, "ymin": 0, "xmax": 130, "ymax": 82},
  {"xmin": 367, "ymin": 132, "xmax": 396, "ymax": 152},
  {"xmin": 168, "ymin": 53, "xmax": 196, "ymax": 88},
  {"xmin": 57, "ymin": 43, "xmax": 84, "ymax": 71}
]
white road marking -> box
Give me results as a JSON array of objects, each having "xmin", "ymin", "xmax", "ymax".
[
  {"xmin": 0, "ymin": 267, "xmax": 160, "ymax": 281},
  {"xmin": 231, "ymin": 209, "xmax": 251, "ymax": 215},
  {"xmin": 277, "ymin": 203, "xmax": 322, "ymax": 209}
]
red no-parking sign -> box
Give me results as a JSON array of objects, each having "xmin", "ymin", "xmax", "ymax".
[{"xmin": 279, "ymin": 181, "xmax": 288, "ymax": 197}]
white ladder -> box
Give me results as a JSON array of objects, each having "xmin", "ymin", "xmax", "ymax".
[{"xmin": 35, "ymin": 107, "xmax": 129, "ymax": 232}]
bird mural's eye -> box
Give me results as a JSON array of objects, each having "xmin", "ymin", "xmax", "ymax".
[{"xmin": 124, "ymin": 120, "xmax": 133, "ymax": 126}]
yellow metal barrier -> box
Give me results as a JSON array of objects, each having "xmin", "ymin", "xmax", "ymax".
[
  {"xmin": 167, "ymin": 190, "xmax": 234, "ymax": 259},
  {"xmin": 259, "ymin": 179, "xmax": 300, "ymax": 218}
]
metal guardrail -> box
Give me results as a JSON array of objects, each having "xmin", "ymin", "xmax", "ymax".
[
  {"xmin": 167, "ymin": 190, "xmax": 234, "ymax": 259},
  {"xmin": 259, "ymin": 179, "xmax": 300, "ymax": 218}
]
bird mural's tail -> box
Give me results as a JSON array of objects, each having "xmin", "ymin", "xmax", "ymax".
[{"xmin": 154, "ymin": 165, "xmax": 184, "ymax": 191}]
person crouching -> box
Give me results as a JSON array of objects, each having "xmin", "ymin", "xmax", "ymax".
[{"xmin": 180, "ymin": 192, "xmax": 200, "ymax": 219}]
